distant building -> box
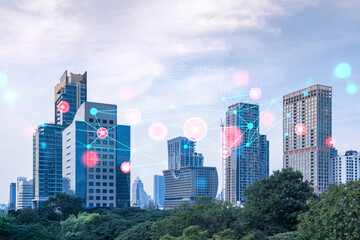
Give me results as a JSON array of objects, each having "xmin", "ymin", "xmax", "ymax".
[
  {"xmin": 164, "ymin": 137, "xmax": 218, "ymax": 209},
  {"xmin": 8, "ymin": 183, "xmax": 16, "ymax": 210},
  {"xmin": 54, "ymin": 70, "xmax": 87, "ymax": 126},
  {"xmin": 132, "ymin": 176, "xmax": 149, "ymax": 208},
  {"xmin": 32, "ymin": 123, "xmax": 65, "ymax": 208},
  {"xmin": 16, "ymin": 177, "xmax": 33, "ymax": 210},
  {"xmin": 154, "ymin": 175, "xmax": 164, "ymax": 208},
  {"xmin": 224, "ymin": 102, "xmax": 269, "ymax": 204},
  {"xmin": 330, "ymin": 150, "xmax": 360, "ymax": 184},
  {"xmin": 62, "ymin": 102, "xmax": 131, "ymax": 208},
  {"xmin": 283, "ymin": 85, "xmax": 332, "ymax": 194}
]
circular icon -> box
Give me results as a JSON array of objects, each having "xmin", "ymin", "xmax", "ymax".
[
  {"xmin": 183, "ymin": 117, "xmax": 207, "ymax": 141},
  {"xmin": 249, "ymin": 87, "xmax": 262, "ymax": 100},
  {"xmin": 125, "ymin": 108, "xmax": 141, "ymax": 124},
  {"xmin": 326, "ymin": 137, "xmax": 335, "ymax": 147},
  {"xmin": 222, "ymin": 127, "xmax": 242, "ymax": 148},
  {"xmin": 220, "ymin": 147, "xmax": 231, "ymax": 158},
  {"xmin": 294, "ymin": 123, "xmax": 307, "ymax": 136},
  {"xmin": 97, "ymin": 127, "xmax": 108, "ymax": 139},
  {"xmin": 83, "ymin": 151, "xmax": 99, "ymax": 167},
  {"xmin": 121, "ymin": 161, "xmax": 131, "ymax": 173},
  {"xmin": 148, "ymin": 122, "xmax": 168, "ymax": 141},
  {"xmin": 57, "ymin": 101, "xmax": 70, "ymax": 113}
]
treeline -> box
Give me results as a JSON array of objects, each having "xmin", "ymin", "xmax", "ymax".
[{"xmin": 1, "ymin": 168, "xmax": 360, "ymax": 239}]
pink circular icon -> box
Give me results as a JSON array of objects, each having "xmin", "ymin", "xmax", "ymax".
[
  {"xmin": 57, "ymin": 101, "xmax": 70, "ymax": 113},
  {"xmin": 249, "ymin": 87, "xmax": 262, "ymax": 100},
  {"xmin": 83, "ymin": 151, "xmax": 99, "ymax": 167},
  {"xmin": 125, "ymin": 108, "xmax": 141, "ymax": 124},
  {"xmin": 234, "ymin": 71, "xmax": 250, "ymax": 86},
  {"xmin": 294, "ymin": 123, "xmax": 307, "ymax": 136},
  {"xmin": 222, "ymin": 127, "xmax": 242, "ymax": 148},
  {"xmin": 260, "ymin": 112, "xmax": 275, "ymax": 127},
  {"xmin": 326, "ymin": 137, "xmax": 335, "ymax": 147},
  {"xmin": 97, "ymin": 127, "xmax": 108, "ymax": 139},
  {"xmin": 121, "ymin": 161, "xmax": 131, "ymax": 173},
  {"xmin": 220, "ymin": 147, "xmax": 231, "ymax": 158},
  {"xmin": 148, "ymin": 122, "xmax": 168, "ymax": 141},
  {"xmin": 183, "ymin": 117, "xmax": 207, "ymax": 141},
  {"xmin": 119, "ymin": 85, "xmax": 135, "ymax": 101},
  {"xmin": 24, "ymin": 126, "xmax": 36, "ymax": 137}
]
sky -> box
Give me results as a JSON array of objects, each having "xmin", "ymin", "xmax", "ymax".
[{"xmin": 0, "ymin": 0, "xmax": 360, "ymax": 203}]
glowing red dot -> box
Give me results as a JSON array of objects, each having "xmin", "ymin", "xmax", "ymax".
[
  {"xmin": 97, "ymin": 127, "xmax": 108, "ymax": 139},
  {"xmin": 220, "ymin": 147, "xmax": 231, "ymax": 158},
  {"xmin": 83, "ymin": 151, "xmax": 98, "ymax": 167},
  {"xmin": 222, "ymin": 127, "xmax": 242, "ymax": 148},
  {"xmin": 57, "ymin": 101, "xmax": 70, "ymax": 113},
  {"xmin": 249, "ymin": 87, "xmax": 262, "ymax": 100},
  {"xmin": 121, "ymin": 161, "xmax": 131, "ymax": 173},
  {"xmin": 326, "ymin": 137, "xmax": 335, "ymax": 147},
  {"xmin": 294, "ymin": 123, "xmax": 307, "ymax": 136}
]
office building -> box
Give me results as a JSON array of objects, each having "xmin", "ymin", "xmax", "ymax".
[
  {"xmin": 168, "ymin": 137, "xmax": 203, "ymax": 170},
  {"xmin": 16, "ymin": 177, "xmax": 33, "ymax": 210},
  {"xmin": 132, "ymin": 176, "xmax": 149, "ymax": 208},
  {"xmin": 224, "ymin": 103, "xmax": 269, "ymax": 204},
  {"xmin": 62, "ymin": 102, "xmax": 130, "ymax": 208},
  {"xmin": 32, "ymin": 123, "xmax": 65, "ymax": 208},
  {"xmin": 283, "ymin": 85, "xmax": 332, "ymax": 194},
  {"xmin": 154, "ymin": 175, "xmax": 164, "ymax": 208},
  {"xmin": 8, "ymin": 183, "xmax": 16, "ymax": 210},
  {"xmin": 330, "ymin": 150, "xmax": 360, "ymax": 184},
  {"xmin": 54, "ymin": 70, "xmax": 87, "ymax": 126},
  {"xmin": 164, "ymin": 137, "xmax": 218, "ymax": 209}
]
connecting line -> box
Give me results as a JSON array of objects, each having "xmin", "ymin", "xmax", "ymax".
[
  {"xmin": 96, "ymin": 109, "xmax": 117, "ymax": 112},
  {"xmin": 68, "ymin": 111, "xmax": 98, "ymax": 131},
  {"xmin": 107, "ymin": 135, "xmax": 131, "ymax": 150},
  {"xmin": 229, "ymin": 128, "xmax": 249, "ymax": 149},
  {"xmin": 249, "ymin": 101, "xmax": 273, "ymax": 142},
  {"xmin": 88, "ymin": 137, "xmax": 100, "ymax": 146},
  {"xmin": 96, "ymin": 111, "xmax": 117, "ymax": 116},
  {"xmin": 248, "ymin": 116, "xmax": 286, "ymax": 144},
  {"xmin": 141, "ymin": 106, "xmax": 174, "ymax": 116},
  {"xmin": 94, "ymin": 115, "xmax": 102, "ymax": 128},
  {"xmin": 172, "ymin": 107, "xmax": 187, "ymax": 121},
  {"xmin": 74, "ymin": 128, "xmax": 97, "ymax": 134}
]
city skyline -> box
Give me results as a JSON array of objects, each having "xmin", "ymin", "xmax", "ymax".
[{"xmin": 1, "ymin": 0, "xmax": 360, "ymax": 203}]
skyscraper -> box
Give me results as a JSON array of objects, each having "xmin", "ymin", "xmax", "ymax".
[
  {"xmin": 54, "ymin": 70, "xmax": 87, "ymax": 126},
  {"xmin": 62, "ymin": 102, "xmax": 131, "ymax": 208},
  {"xmin": 154, "ymin": 175, "xmax": 164, "ymax": 208},
  {"xmin": 283, "ymin": 84, "xmax": 332, "ymax": 194},
  {"xmin": 163, "ymin": 137, "xmax": 218, "ymax": 209},
  {"xmin": 330, "ymin": 150, "xmax": 360, "ymax": 184},
  {"xmin": 8, "ymin": 183, "xmax": 16, "ymax": 210},
  {"xmin": 224, "ymin": 102, "xmax": 269, "ymax": 204},
  {"xmin": 32, "ymin": 123, "xmax": 64, "ymax": 208},
  {"xmin": 132, "ymin": 176, "xmax": 149, "ymax": 208},
  {"xmin": 16, "ymin": 177, "xmax": 33, "ymax": 210},
  {"xmin": 168, "ymin": 137, "xmax": 203, "ymax": 170}
]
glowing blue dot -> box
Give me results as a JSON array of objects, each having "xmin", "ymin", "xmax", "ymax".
[
  {"xmin": 0, "ymin": 72, "xmax": 7, "ymax": 88},
  {"xmin": 233, "ymin": 110, "xmax": 237, "ymax": 114},
  {"xmin": 42, "ymin": 123, "xmax": 47, "ymax": 127},
  {"xmin": 184, "ymin": 145, "xmax": 188, "ymax": 149},
  {"xmin": 347, "ymin": 83, "xmax": 358, "ymax": 95},
  {"xmin": 3, "ymin": 89, "xmax": 18, "ymax": 103},
  {"xmin": 246, "ymin": 143, "xmax": 250, "ymax": 147},
  {"xmin": 86, "ymin": 145, "xmax": 91, "ymax": 149},
  {"xmin": 287, "ymin": 113, "xmax": 291, "ymax": 118},
  {"xmin": 90, "ymin": 108, "xmax": 98, "ymax": 115},
  {"xmin": 221, "ymin": 97, "xmax": 226, "ymax": 101},
  {"xmin": 285, "ymin": 133, "xmax": 289, "ymax": 137},
  {"xmin": 132, "ymin": 149, "xmax": 137, "ymax": 153},
  {"xmin": 334, "ymin": 62, "xmax": 352, "ymax": 79},
  {"xmin": 40, "ymin": 143, "xmax": 47, "ymax": 148},
  {"xmin": 247, "ymin": 123, "xmax": 254, "ymax": 129},
  {"xmin": 304, "ymin": 92, "xmax": 308, "ymax": 97},
  {"xmin": 271, "ymin": 99, "xmax": 276, "ymax": 104}
]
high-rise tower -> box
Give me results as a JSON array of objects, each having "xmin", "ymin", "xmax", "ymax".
[{"xmin": 283, "ymin": 84, "xmax": 332, "ymax": 194}]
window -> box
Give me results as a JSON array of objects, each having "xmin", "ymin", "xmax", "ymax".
[
  {"xmin": 103, "ymin": 176, "xmax": 107, "ymax": 179},
  {"xmin": 109, "ymin": 169, "xmax": 114, "ymax": 173},
  {"xmin": 109, "ymin": 176, "xmax": 114, "ymax": 180},
  {"xmin": 89, "ymin": 196, "xmax": 93, "ymax": 200},
  {"xmin": 109, "ymin": 196, "xmax": 114, "ymax": 200},
  {"xmin": 89, "ymin": 132, "xmax": 94, "ymax": 136},
  {"xmin": 103, "ymin": 182, "xmax": 107, "ymax": 186},
  {"xmin": 103, "ymin": 169, "xmax": 107, "ymax": 172},
  {"xmin": 89, "ymin": 118, "xmax": 94, "ymax": 122},
  {"xmin": 103, "ymin": 161, "xmax": 107, "ymax": 165},
  {"xmin": 96, "ymin": 203, "xmax": 100, "ymax": 207},
  {"xmin": 109, "ymin": 149, "xmax": 114, "ymax": 152},
  {"xmin": 103, "ymin": 203, "xmax": 107, "ymax": 207},
  {"xmin": 96, "ymin": 189, "xmax": 100, "ymax": 193},
  {"xmin": 96, "ymin": 168, "xmax": 100, "ymax": 172},
  {"xmin": 103, "ymin": 155, "xmax": 107, "ymax": 159},
  {"xmin": 89, "ymin": 182, "xmax": 94, "ymax": 186},
  {"xmin": 103, "ymin": 196, "xmax": 107, "ymax": 200},
  {"xmin": 96, "ymin": 182, "xmax": 100, "ymax": 186},
  {"xmin": 103, "ymin": 140, "xmax": 107, "ymax": 144},
  {"xmin": 96, "ymin": 140, "xmax": 100, "ymax": 144},
  {"xmin": 109, "ymin": 183, "xmax": 114, "ymax": 186},
  {"xmin": 89, "ymin": 168, "xmax": 94, "ymax": 172},
  {"xmin": 103, "ymin": 189, "xmax": 107, "ymax": 193},
  {"xmin": 109, "ymin": 190, "xmax": 114, "ymax": 193},
  {"xmin": 89, "ymin": 175, "xmax": 94, "ymax": 179},
  {"xmin": 109, "ymin": 162, "xmax": 114, "ymax": 166},
  {"xmin": 96, "ymin": 196, "xmax": 100, "ymax": 200},
  {"xmin": 109, "ymin": 155, "xmax": 114, "ymax": 159},
  {"xmin": 89, "ymin": 203, "xmax": 94, "ymax": 207},
  {"xmin": 96, "ymin": 175, "xmax": 100, "ymax": 179},
  {"xmin": 109, "ymin": 120, "xmax": 114, "ymax": 124},
  {"xmin": 103, "ymin": 120, "xmax": 107, "ymax": 124},
  {"xmin": 109, "ymin": 141, "xmax": 114, "ymax": 145},
  {"xmin": 89, "ymin": 189, "xmax": 94, "ymax": 193}
]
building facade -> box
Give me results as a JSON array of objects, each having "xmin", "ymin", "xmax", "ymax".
[
  {"xmin": 154, "ymin": 175, "xmax": 164, "ymax": 208},
  {"xmin": 330, "ymin": 151, "xmax": 360, "ymax": 184},
  {"xmin": 16, "ymin": 177, "xmax": 33, "ymax": 210},
  {"xmin": 283, "ymin": 85, "xmax": 332, "ymax": 194},
  {"xmin": 224, "ymin": 102, "xmax": 269, "ymax": 204},
  {"xmin": 32, "ymin": 123, "xmax": 64, "ymax": 208},
  {"xmin": 8, "ymin": 183, "xmax": 16, "ymax": 210},
  {"xmin": 164, "ymin": 137, "xmax": 218, "ymax": 209},
  {"xmin": 62, "ymin": 102, "xmax": 130, "ymax": 208},
  {"xmin": 132, "ymin": 176, "xmax": 149, "ymax": 208},
  {"xmin": 54, "ymin": 71, "xmax": 87, "ymax": 126}
]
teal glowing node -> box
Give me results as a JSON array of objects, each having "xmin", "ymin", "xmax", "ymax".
[
  {"xmin": 40, "ymin": 143, "xmax": 47, "ymax": 148},
  {"xmin": 90, "ymin": 108, "xmax": 98, "ymax": 115},
  {"xmin": 86, "ymin": 145, "xmax": 91, "ymax": 149},
  {"xmin": 334, "ymin": 62, "xmax": 352, "ymax": 79},
  {"xmin": 247, "ymin": 123, "xmax": 254, "ymax": 129},
  {"xmin": 304, "ymin": 92, "xmax": 308, "ymax": 97},
  {"xmin": 347, "ymin": 83, "xmax": 357, "ymax": 95},
  {"xmin": 233, "ymin": 110, "xmax": 237, "ymax": 114},
  {"xmin": 246, "ymin": 143, "xmax": 250, "ymax": 147},
  {"xmin": 0, "ymin": 72, "xmax": 7, "ymax": 88},
  {"xmin": 287, "ymin": 113, "xmax": 291, "ymax": 118},
  {"xmin": 221, "ymin": 97, "xmax": 226, "ymax": 101},
  {"xmin": 184, "ymin": 145, "xmax": 188, "ymax": 149},
  {"xmin": 285, "ymin": 133, "xmax": 289, "ymax": 137}
]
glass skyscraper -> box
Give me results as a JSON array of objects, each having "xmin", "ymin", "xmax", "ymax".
[
  {"xmin": 224, "ymin": 102, "xmax": 269, "ymax": 204},
  {"xmin": 16, "ymin": 177, "xmax": 33, "ymax": 210},
  {"xmin": 62, "ymin": 102, "xmax": 131, "ymax": 208},
  {"xmin": 283, "ymin": 85, "xmax": 332, "ymax": 194},
  {"xmin": 154, "ymin": 175, "xmax": 164, "ymax": 208},
  {"xmin": 8, "ymin": 183, "xmax": 16, "ymax": 210}
]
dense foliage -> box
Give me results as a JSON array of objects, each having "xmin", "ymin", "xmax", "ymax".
[{"xmin": 2, "ymin": 169, "xmax": 360, "ymax": 239}]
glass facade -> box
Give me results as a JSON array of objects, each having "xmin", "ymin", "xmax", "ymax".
[{"xmin": 154, "ymin": 175, "xmax": 164, "ymax": 208}]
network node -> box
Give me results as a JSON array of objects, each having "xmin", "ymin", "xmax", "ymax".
[{"xmin": 90, "ymin": 107, "xmax": 98, "ymax": 115}]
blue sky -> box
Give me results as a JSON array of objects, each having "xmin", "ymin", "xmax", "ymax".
[{"xmin": 0, "ymin": 0, "xmax": 359, "ymax": 203}]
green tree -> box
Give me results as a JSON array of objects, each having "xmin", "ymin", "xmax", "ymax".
[
  {"xmin": 12, "ymin": 224, "xmax": 57, "ymax": 240},
  {"xmin": 13, "ymin": 209, "xmax": 41, "ymax": 225},
  {"xmin": 39, "ymin": 193, "xmax": 84, "ymax": 221},
  {"xmin": 0, "ymin": 214, "xmax": 14, "ymax": 239},
  {"xmin": 243, "ymin": 168, "xmax": 315, "ymax": 237},
  {"xmin": 159, "ymin": 226, "xmax": 209, "ymax": 240},
  {"xmin": 297, "ymin": 181, "xmax": 360, "ymax": 240},
  {"xmin": 115, "ymin": 221, "xmax": 153, "ymax": 240}
]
